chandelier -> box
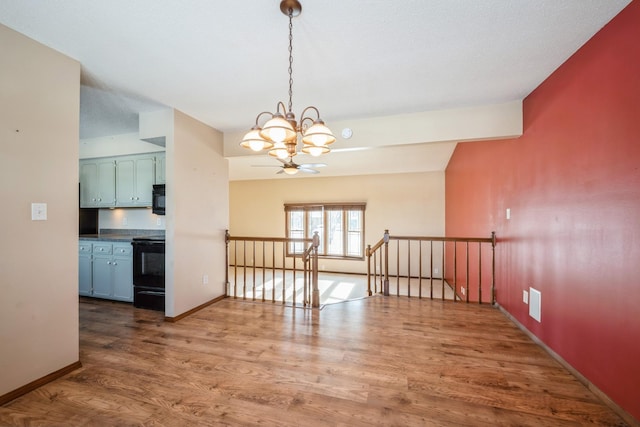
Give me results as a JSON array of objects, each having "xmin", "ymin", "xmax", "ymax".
[{"xmin": 239, "ymin": 0, "xmax": 335, "ymax": 160}]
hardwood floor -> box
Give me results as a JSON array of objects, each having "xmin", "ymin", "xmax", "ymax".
[{"xmin": 0, "ymin": 296, "xmax": 627, "ymax": 426}]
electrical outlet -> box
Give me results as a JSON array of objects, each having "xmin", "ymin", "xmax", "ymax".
[
  {"xmin": 523, "ymin": 290, "xmax": 529, "ymax": 304},
  {"xmin": 156, "ymin": 217, "xmax": 162, "ymax": 226},
  {"xmin": 122, "ymin": 216, "xmax": 128, "ymax": 226},
  {"xmin": 203, "ymin": 274, "xmax": 209, "ymax": 285},
  {"xmin": 461, "ymin": 286, "xmax": 466, "ymax": 296},
  {"xmin": 433, "ymin": 267, "xmax": 439, "ymax": 276}
]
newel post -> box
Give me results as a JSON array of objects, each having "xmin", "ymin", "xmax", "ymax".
[
  {"xmin": 491, "ymin": 231, "xmax": 496, "ymax": 305},
  {"xmin": 383, "ymin": 229, "xmax": 390, "ymax": 296},
  {"xmin": 225, "ymin": 230, "xmax": 230, "ymax": 296},
  {"xmin": 366, "ymin": 244, "xmax": 372, "ymax": 296},
  {"xmin": 311, "ymin": 231, "xmax": 320, "ymax": 308}
]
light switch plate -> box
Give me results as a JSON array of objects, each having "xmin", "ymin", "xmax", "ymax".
[{"xmin": 31, "ymin": 203, "xmax": 47, "ymax": 220}]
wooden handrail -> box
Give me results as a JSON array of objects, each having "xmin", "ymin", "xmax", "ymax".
[
  {"xmin": 366, "ymin": 230, "xmax": 496, "ymax": 304},
  {"xmin": 227, "ymin": 236, "xmax": 313, "ymax": 244},
  {"xmin": 225, "ymin": 230, "xmax": 320, "ymax": 308},
  {"xmin": 389, "ymin": 235, "xmax": 494, "ymax": 243}
]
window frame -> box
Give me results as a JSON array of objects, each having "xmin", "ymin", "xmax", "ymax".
[{"xmin": 285, "ymin": 202, "xmax": 366, "ymax": 260}]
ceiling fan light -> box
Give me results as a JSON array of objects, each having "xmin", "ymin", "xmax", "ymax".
[
  {"xmin": 260, "ymin": 115, "xmax": 296, "ymax": 143},
  {"xmin": 283, "ymin": 166, "xmax": 299, "ymax": 175},
  {"xmin": 302, "ymin": 121, "xmax": 336, "ymax": 146},
  {"xmin": 240, "ymin": 128, "xmax": 273, "ymax": 152},
  {"xmin": 302, "ymin": 145, "xmax": 330, "ymax": 157}
]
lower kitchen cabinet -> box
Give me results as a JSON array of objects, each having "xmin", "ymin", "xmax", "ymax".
[
  {"xmin": 112, "ymin": 244, "xmax": 133, "ymax": 301},
  {"xmin": 79, "ymin": 241, "xmax": 93, "ymax": 296},
  {"xmin": 79, "ymin": 240, "xmax": 133, "ymax": 302}
]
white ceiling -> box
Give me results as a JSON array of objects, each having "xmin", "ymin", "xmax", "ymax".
[{"xmin": 0, "ymin": 0, "xmax": 630, "ymax": 179}]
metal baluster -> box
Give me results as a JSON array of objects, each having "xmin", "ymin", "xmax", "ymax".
[
  {"xmin": 407, "ymin": 239, "xmax": 411, "ymax": 298},
  {"xmin": 282, "ymin": 242, "xmax": 286, "ymax": 304},
  {"xmin": 252, "ymin": 241, "xmax": 256, "ymax": 301},
  {"xmin": 453, "ymin": 241, "xmax": 457, "ymax": 302},
  {"xmin": 243, "ymin": 241, "xmax": 247, "ymax": 300},
  {"xmin": 429, "ymin": 240, "xmax": 434, "ymax": 300},
  {"xmin": 478, "ymin": 242, "xmax": 482, "ymax": 304},
  {"xmin": 396, "ymin": 239, "xmax": 400, "ymax": 296},
  {"xmin": 419, "ymin": 240, "xmax": 422, "ymax": 299},
  {"xmin": 262, "ymin": 241, "xmax": 266, "ymax": 302},
  {"xmin": 272, "ymin": 241, "xmax": 276, "ymax": 303},
  {"xmin": 465, "ymin": 241, "xmax": 469, "ymax": 303},
  {"xmin": 441, "ymin": 240, "xmax": 445, "ymax": 301}
]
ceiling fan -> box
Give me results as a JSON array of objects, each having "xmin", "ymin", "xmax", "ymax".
[{"xmin": 252, "ymin": 158, "xmax": 326, "ymax": 175}]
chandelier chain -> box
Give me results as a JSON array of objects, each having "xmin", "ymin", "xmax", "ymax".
[{"xmin": 287, "ymin": 9, "xmax": 294, "ymax": 114}]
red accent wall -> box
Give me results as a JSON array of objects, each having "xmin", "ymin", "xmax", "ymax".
[{"xmin": 445, "ymin": 1, "xmax": 640, "ymax": 420}]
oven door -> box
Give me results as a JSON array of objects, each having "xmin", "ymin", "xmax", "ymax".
[{"xmin": 132, "ymin": 240, "xmax": 165, "ymax": 288}]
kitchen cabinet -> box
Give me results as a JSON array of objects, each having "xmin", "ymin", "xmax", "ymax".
[
  {"xmin": 79, "ymin": 241, "xmax": 93, "ymax": 296},
  {"xmin": 112, "ymin": 243, "xmax": 134, "ymax": 301},
  {"xmin": 155, "ymin": 152, "xmax": 166, "ymax": 184},
  {"xmin": 79, "ymin": 159, "xmax": 116, "ymax": 208},
  {"xmin": 80, "ymin": 152, "xmax": 165, "ymax": 208},
  {"xmin": 80, "ymin": 240, "xmax": 133, "ymax": 302},
  {"xmin": 116, "ymin": 155, "xmax": 155, "ymax": 207}
]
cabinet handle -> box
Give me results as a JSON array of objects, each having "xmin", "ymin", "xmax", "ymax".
[
  {"xmin": 113, "ymin": 261, "xmax": 118, "ymax": 266},
  {"xmin": 107, "ymin": 261, "xmax": 111, "ymax": 265},
  {"xmin": 100, "ymin": 248, "xmax": 104, "ymax": 251}
]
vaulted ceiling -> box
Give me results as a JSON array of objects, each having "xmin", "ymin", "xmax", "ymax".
[{"xmin": 0, "ymin": 1, "xmax": 631, "ymax": 179}]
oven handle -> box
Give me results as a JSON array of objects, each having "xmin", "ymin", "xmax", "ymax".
[{"xmin": 138, "ymin": 291, "xmax": 165, "ymax": 296}]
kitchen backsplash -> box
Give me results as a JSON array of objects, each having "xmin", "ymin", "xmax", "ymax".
[{"xmin": 99, "ymin": 208, "xmax": 165, "ymax": 230}]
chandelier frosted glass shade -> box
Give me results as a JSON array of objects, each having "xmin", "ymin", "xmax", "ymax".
[
  {"xmin": 260, "ymin": 114, "xmax": 297, "ymax": 143},
  {"xmin": 268, "ymin": 141, "xmax": 291, "ymax": 159},
  {"xmin": 240, "ymin": 127, "xmax": 274, "ymax": 152}
]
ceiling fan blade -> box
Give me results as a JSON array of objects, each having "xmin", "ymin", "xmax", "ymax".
[
  {"xmin": 276, "ymin": 169, "xmax": 284, "ymax": 174},
  {"xmin": 299, "ymin": 168, "xmax": 320, "ymax": 174},
  {"xmin": 299, "ymin": 163, "xmax": 326, "ymax": 168}
]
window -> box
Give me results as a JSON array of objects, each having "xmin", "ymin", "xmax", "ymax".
[{"xmin": 285, "ymin": 203, "xmax": 365, "ymax": 259}]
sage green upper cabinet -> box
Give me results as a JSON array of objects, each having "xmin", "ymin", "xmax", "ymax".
[
  {"xmin": 80, "ymin": 159, "xmax": 116, "ymax": 208},
  {"xmin": 81, "ymin": 152, "xmax": 164, "ymax": 208},
  {"xmin": 155, "ymin": 152, "xmax": 166, "ymax": 185},
  {"xmin": 116, "ymin": 155, "xmax": 155, "ymax": 207}
]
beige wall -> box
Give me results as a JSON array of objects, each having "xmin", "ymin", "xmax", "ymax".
[
  {"xmin": 230, "ymin": 171, "xmax": 445, "ymax": 274},
  {"xmin": 166, "ymin": 110, "xmax": 229, "ymax": 317},
  {"xmin": 0, "ymin": 24, "xmax": 80, "ymax": 395}
]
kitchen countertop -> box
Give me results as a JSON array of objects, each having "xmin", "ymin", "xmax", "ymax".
[
  {"xmin": 79, "ymin": 234, "xmax": 136, "ymax": 242},
  {"xmin": 80, "ymin": 229, "xmax": 165, "ymax": 242}
]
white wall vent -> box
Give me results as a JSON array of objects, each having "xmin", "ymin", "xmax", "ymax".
[{"xmin": 529, "ymin": 287, "xmax": 541, "ymax": 322}]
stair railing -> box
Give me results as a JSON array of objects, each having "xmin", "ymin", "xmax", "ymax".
[
  {"xmin": 225, "ymin": 230, "xmax": 320, "ymax": 307},
  {"xmin": 366, "ymin": 230, "xmax": 496, "ymax": 304}
]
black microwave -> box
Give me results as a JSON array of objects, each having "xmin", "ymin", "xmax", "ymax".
[{"xmin": 152, "ymin": 184, "xmax": 165, "ymax": 215}]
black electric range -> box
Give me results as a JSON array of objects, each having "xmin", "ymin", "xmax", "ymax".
[{"xmin": 131, "ymin": 236, "xmax": 165, "ymax": 311}]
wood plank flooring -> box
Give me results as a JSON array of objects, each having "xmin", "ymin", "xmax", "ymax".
[{"xmin": 0, "ymin": 296, "xmax": 628, "ymax": 426}]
